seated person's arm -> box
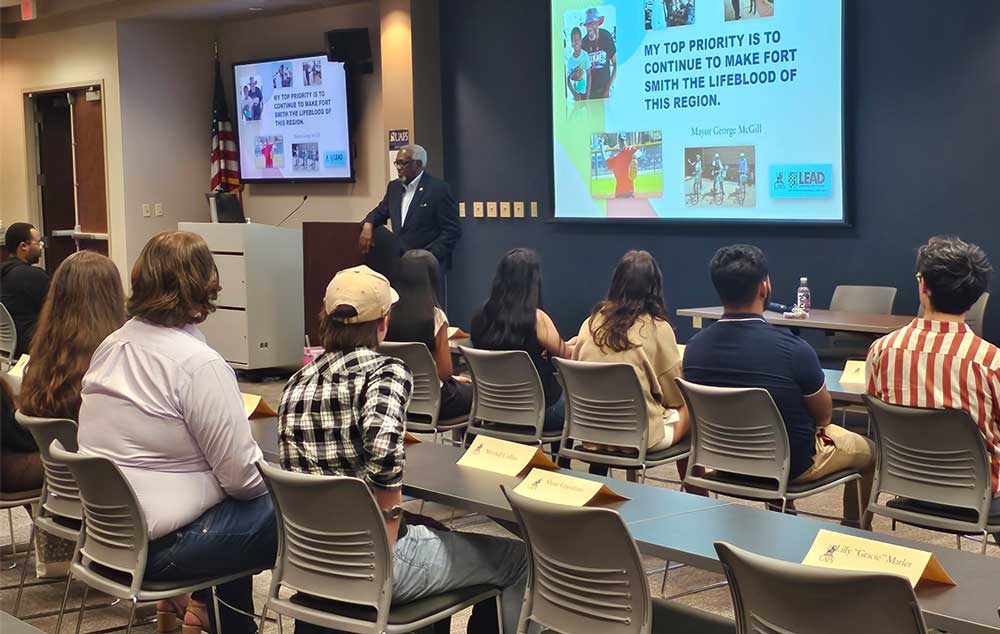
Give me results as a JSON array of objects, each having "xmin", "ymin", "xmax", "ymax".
[
  {"xmin": 794, "ymin": 338, "xmax": 832, "ymax": 427},
  {"xmin": 433, "ymin": 323, "xmax": 453, "ymax": 382},
  {"xmin": 185, "ymin": 359, "xmax": 267, "ymax": 498},
  {"xmin": 360, "ymin": 360, "xmax": 412, "ymax": 547},
  {"xmin": 658, "ymin": 361, "xmax": 691, "ymax": 439},
  {"xmin": 802, "ymin": 385, "xmax": 834, "ymax": 428},
  {"xmin": 536, "ymin": 309, "xmax": 574, "ymax": 359}
]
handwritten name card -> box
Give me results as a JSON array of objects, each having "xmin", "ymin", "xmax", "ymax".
[
  {"xmin": 513, "ymin": 468, "xmax": 629, "ymax": 507},
  {"xmin": 457, "ymin": 436, "xmax": 557, "ymax": 476},
  {"xmin": 802, "ymin": 529, "xmax": 955, "ymax": 587}
]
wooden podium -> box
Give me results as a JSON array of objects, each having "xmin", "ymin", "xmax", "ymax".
[{"xmin": 302, "ymin": 222, "xmax": 401, "ymax": 345}]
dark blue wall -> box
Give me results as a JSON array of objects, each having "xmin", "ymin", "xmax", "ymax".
[{"xmin": 440, "ymin": 0, "xmax": 1000, "ymax": 344}]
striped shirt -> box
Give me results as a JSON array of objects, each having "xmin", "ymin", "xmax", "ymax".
[{"xmin": 866, "ymin": 319, "xmax": 1000, "ymax": 495}]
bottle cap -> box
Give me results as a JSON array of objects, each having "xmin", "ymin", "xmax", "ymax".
[{"xmin": 800, "ymin": 277, "xmax": 808, "ymax": 284}]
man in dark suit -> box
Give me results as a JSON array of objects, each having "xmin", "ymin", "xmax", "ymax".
[{"xmin": 360, "ymin": 144, "xmax": 461, "ymax": 303}]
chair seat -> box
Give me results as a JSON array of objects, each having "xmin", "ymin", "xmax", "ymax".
[
  {"xmin": 699, "ymin": 468, "xmax": 859, "ymax": 498},
  {"xmin": 0, "ymin": 488, "xmax": 41, "ymax": 504},
  {"xmin": 436, "ymin": 416, "xmax": 469, "ymax": 431},
  {"xmin": 652, "ymin": 597, "xmax": 736, "ymax": 634},
  {"xmin": 572, "ymin": 437, "xmax": 691, "ymax": 467},
  {"xmin": 885, "ymin": 498, "xmax": 1000, "ymax": 529},
  {"xmin": 471, "ymin": 422, "xmax": 561, "ymax": 443},
  {"xmin": 290, "ymin": 584, "xmax": 498, "ymax": 625},
  {"xmin": 82, "ymin": 560, "xmax": 263, "ymax": 594}
]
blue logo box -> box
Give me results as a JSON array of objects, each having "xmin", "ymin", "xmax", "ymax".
[
  {"xmin": 769, "ymin": 164, "xmax": 833, "ymax": 199},
  {"xmin": 324, "ymin": 151, "xmax": 347, "ymax": 168}
]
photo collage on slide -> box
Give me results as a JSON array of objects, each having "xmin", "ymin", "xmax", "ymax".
[
  {"xmin": 549, "ymin": 0, "xmax": 854, "ymax": 223},
  {"xmin": 562, "ymin": 1, "xmax": 774, "ymax": 217},
  {"xmin": 237, "ymin": 58, "xmax": 331, "ymax": 177}
]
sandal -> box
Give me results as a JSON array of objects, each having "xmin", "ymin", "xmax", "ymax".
[{"xmin": 156, "ymin": 596, "xmax": 188, "ymax": 633}]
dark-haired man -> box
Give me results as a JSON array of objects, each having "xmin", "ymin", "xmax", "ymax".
[
  {"xmin": 684, "ymin": 244, "xmax": 875, "ymax": 527},
  {"xmin": 1, "ymin": 222, "xmax": 49, "ymax": 357},
  {"xmin": 866, "ymin": 236, "xmax": 1000, "ymax": 540},
  {"xmin": 278, "ymin": 265, "xmax": 527, "ymax": 634}
]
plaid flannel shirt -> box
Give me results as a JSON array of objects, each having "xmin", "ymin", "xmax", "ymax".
[{"xmin": 278, "ymin": 348, "xmax": 413, "ymax": 488}]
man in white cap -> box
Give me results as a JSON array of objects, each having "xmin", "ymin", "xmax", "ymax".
[{"xmin": 278, "ymin": 265, "xmax": 528, "ymax": 634}]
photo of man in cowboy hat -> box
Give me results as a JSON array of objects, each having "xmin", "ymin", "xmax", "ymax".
[{"xmin": 580, "ymin": 7, "xmax": 617, "ymax": 99}]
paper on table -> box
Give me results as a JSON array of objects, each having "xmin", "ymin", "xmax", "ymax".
[
  {"xmin": 447, "ymin": 326, "xmax": 470, "ymax": 340},
  {"xmin": 242, "ymin": 393, "xmax": 278, "ymax": 419},
  {"xmin": 7, "ymin": 354, "xmax": 29, "ymax": 378},
  {"xmin": 802, "ymin": 529, "xmax": 955, "ymax": 588},
  {"xmin": 457, "ymin": 436, "xmax": 558, "ymax": 476},
  {"xmin": 513, "ymin": 468, "xmax": 630, "ymax": 507},
  {"xmin": 839, "ymin": 360, "xmax": 867, "ymax": 386}
]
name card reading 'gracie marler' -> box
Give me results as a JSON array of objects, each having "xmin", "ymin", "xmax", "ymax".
[
  {"xmin": 802, "ymin": 529, "xmax": 956, "ymax": 588},
  {"xmin": 513, "ymin": 468, "xmax": 630, "ymax": 507},
  {"xmin": 457, "ymin": 436, "xmax": 558, "ymax": 477}
]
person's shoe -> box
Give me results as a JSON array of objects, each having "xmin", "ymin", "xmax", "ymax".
[
  {"xmin": 182, "ymin": 600, "xmax": 212, "ymax": 634},
  {"xmin": 156, "ymin": 597, "xmax": 188, "ymax": 633}
]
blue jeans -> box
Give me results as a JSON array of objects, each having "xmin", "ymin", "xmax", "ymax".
[
  {"xmin": 146, "ymin": 495, "xmax": 277, "ymax": 634},
  {"xmin": 542, "ymin": 396, "xmax": 565, "ymax": 433},
  {"xmin": 392, "ymin": 525, "xmax": 528, "ymax": 634}
]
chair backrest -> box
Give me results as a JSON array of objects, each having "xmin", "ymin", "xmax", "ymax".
[
  {"xmin": 460, "ymin": 347, "xmax": 545, "ymax": 441},
  {"xmin": 676, "ymin": 379, "xmax": 791, "ymax": 497},
  {"xmin": 48, "ymin": 440, "xmax": 149, "ymax": 595},
  {"xmin": 917, "ymin": 292, "xmax": 989, "ymax": 338},
  {"xmin": 257, "ymin": 461, "xmax": 392, "ymax": 632},
  {"xmin": 553, "ymin": 358, "xmax": 648, "ymax": 465},
  {"xmin": 16, "ymin": 412, "xmax": 82, "ymax": 521},
  {"xmin": 715, "ymin": 542, "xmax": 927, "ymax": 634},
  {"xmin": 829, "ymin": 285, "xmax": 897, "ymax": 314},
  {"xmin": 378, "ymin": 341, "xmax": 441, "ymax": 431},
  {"xmin": 0, "ymin": 303, "xmax": 16, "ymax": 369},
  {"xmin": 863, "ymin": 396, "xmax": 992, "ymax": 531},
  {"xmin": 503, "ymin": 486, "xmax": 652, "ymax": 634}
]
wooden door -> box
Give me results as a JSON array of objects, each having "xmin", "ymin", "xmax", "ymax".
[
  {"xmin": 71, "ymin": 89, "xmax": 108, "ymax": 244},
  {"xmin": 35, "ymin": 93, "xmax": 76, "ymax": 274}
]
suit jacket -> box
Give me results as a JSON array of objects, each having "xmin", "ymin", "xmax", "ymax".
[{"xmin": 363, "ymin": 172, "xmax": 461, "ymax": 269}]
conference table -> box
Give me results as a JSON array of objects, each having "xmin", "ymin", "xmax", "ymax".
[
  {"xmin": 824, "ymin": 368, "xmax": 866, "ymax": 404},
  {"xmin": 402, "ymin": 442, "xmax": 1000, "ymax": 634},
  {"xmin": 677, "ymin": 306, "xmax": 914, "ymax": 335}
]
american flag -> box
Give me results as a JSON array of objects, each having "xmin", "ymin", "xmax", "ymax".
[{"xmin": 210, "ymin": 55, "xmax": 240, "ymax": 192}]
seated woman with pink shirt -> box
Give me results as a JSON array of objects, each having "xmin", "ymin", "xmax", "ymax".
[{"xmin": 78, "ymin": 232, "xmax": 275, "ymax": 634}]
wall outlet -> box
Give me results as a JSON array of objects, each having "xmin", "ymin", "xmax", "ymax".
[
  {"xmin": 473, "ymin": 202, "xmax": 484, "ymax": 218},
  {"xmin": 530, "ymin": 201, "xmax": 539, "ymax": 217},
  {"xmin": 141, "ymin": 203, "xmax": 151, "ymax": 218},
  {"xmin": 486, "ymin": 201, "xmax": 498, "ymax": 218},
  {"xmin": 459, "ymin": 202, "xmax": 466, "ymax": 217},
  {"xmin": 513, "ymin": 201, "xmax": 525, "ymax": 218},
  {"xmin": 154, "ymin": 203, "xmax": 163, "ymax": 217},
  {"xmin": 499, "ymin": 202, "xmax": 511, "ymax": 218}
]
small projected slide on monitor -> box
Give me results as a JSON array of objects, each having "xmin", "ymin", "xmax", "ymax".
[
  {"xmin": 551, "ymin": 1, "xmax": 845, "ymax": 224},
  {"xmin": 234, "ymin": 54, "xmax": 352, "ymax": 182}
]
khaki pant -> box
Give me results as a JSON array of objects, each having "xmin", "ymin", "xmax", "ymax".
[{"xmin": 793, "ymin": 424, "xmax": 876, "ymax": 528}]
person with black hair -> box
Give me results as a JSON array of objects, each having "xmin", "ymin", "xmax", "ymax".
[
  {"xmin": 471, "ymin": 248, "xmax": 575, "ymax": 435},
  {"xmin": 1, "ymin": 222, "xmax": 49, "ymax": 357},
  {"xmin": 386, "ymin": 250, "xmax": 472, "ymax": 420},
  {"xmin": 867, "ymin": 236, "xmax": 1000, "ymax": 542},
  {"xmin": 684, "ymin": 244, "xmax": 875, "ymax": 528}
]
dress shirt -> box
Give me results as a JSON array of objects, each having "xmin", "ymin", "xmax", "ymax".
[
  {"xmin": 78, "ymin": 318, "xmax": 266, "ymax": 539},
  {"xmin": 400, "ymin": 171, "xmax": 424, "ymax": 228}
]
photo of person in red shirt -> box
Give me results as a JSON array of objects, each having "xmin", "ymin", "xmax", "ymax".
[
  {"xmin": 254, "ymin": 135, "xmax": 285, "ymax": 170},
  {"xmin": 603, "ymin": 137, "xmax": 640, "ymax": 198}
]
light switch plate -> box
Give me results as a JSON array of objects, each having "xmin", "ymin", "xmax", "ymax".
[
  {"xmin": 459, "ymin": 202, "xmax": 466, "ymax": 217},
  {"xmin": 513, "ymin": 201, "xmax": 525, "ymax": 218},
  {"xmin": 486, "ymin": 202, "xmax": 498, "ymax": 218},
  {"xmin": 142, "ymin": 203, "xmax": 151, "ymax": 218},
  {"xmin": 500, "ymin": 202, "xmax": 511, "ymax": 218},
  {"xmin": 154, "ymin": 203, "xmax": 163, "ymax": 217},
  {"xmin": 530, "ymin": 201, "xmax": 539, "ymax": 218},
  {"xmin": 473, "ymin": 202, "xmax": 484, "ymax": 218}
]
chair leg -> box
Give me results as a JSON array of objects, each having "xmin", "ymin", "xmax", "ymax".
[
  {"xmin": 74, "ymin": 584, "xmax": 91, "ymax": 634},
  {"xmin": 855, "ymin": 479, "xmax": 864, "ymax": 529},
  {"xmin": 124, "ymin": 599, "xmax": 137, "ymax": 634},
  {"xmin": 212, "ymin": 586, "xmax": 224, "ymax": 634},
  {"xmin": 277, "ymin": 613, "xmax": 283, "ymax": 634},
  {"xmin": 640, "ymin": 465, "xmax": 648, "ymax": 484},
  {"xmin": 626, "ymin": 469, "xmax": 638, "ymax": 483},
  {"xmin": 495, "ymin": 593, "xmax": 505, "ymax": 634},
  {"xmin": 982, "ymin": 532, "xmax": 989, "ymax": 556},
  {"xmin": 956, "ymin": 534, "xmax": 962, "ymax": 551},
  {"xmin": 55, "ymin": 571, "xmax": 74, "ymax": 634},
  {"xmin": 13, "ymin": 522, "xmax": 36, "ymax": 615},
  {"xmin": 7, "ymin": 508, "xmax": 18, "ymax": 561},
  {"xmin": 659, "ymin": 559, "xmax": 671, "ymax": 596},
  {"xmin": 255, "ymin": 603, "xmax": 269, "ymax": 634}
]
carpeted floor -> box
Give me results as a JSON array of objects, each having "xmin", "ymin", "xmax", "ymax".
[{"xmin": 1, "ymin": 378, "xmax": 992, "ymax": 633}]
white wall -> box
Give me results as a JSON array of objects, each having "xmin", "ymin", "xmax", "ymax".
[
  {"xmin": 116, "ymin": 19, "xmax": 218, "ymax": 267},
  {"xmin": 0, "ymin": 21, "xmax": 127, "ymax": 276},
  {"xmin": 217, "ymin": 1, "xmax": 385, "ymax": 228}
]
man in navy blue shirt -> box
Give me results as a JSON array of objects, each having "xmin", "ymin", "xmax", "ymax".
[{"xmin": 683, "ymin": 245, "xmax": 874, "ymax": 528}]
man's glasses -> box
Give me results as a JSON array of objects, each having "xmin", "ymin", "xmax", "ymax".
[{"xmin": 394, "ymin": 159, "xmax": 413, "ymax": 168}]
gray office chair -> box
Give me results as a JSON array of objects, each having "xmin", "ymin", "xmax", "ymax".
[
  {"xmin": 460, "ymin": 346, "xmax": 560, "ymax": 447},
  {"xmin": 12, "ymin": 413, "xmax": 82, "ymax": 623},
  {"xmin": 918, "ymin": 291, "xmax": 989, "ymax": 337},
  {"xmin": 256, "ymin": 461, "xmax": 501, "ymax": 634},
  {"xmin": 378, "ymin": 341, "xmax": 468, "ymax": 442},
  {"xmin": 48, "ymin": 440, "xmax": 264, "ymax": 634},
  {"xmin": 676, "ymin": 379, "xmax": 863, "ymax": 517},
  {"xmin": 0, "ymin": 302, "xmax": 17, "ymax": 370},
  {"xmin": 818, "ymin": 285, "xmax": 897, "ymax": 361},
  {"xmin": 553, "ymin": 358, "xmax": 690, "ymax": 482},
  {"xmin": 502, "ymin": 486, "xmax": 735, "ymax": 634},
  {"xmin": 0, "ymin": 490, "xmax": 40, "ymax": 576},
  {"xmin": 715, "ymin": 542, "xmax": 927, "ymax": 634},
  {"xmin": 864, "ymin": 396, "xmax": 998, "ymax": 554}
]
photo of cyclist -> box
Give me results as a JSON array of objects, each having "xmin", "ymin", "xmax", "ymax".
[{"xmin": 684, "ymin": 145, "xmax": 755, "ymax": 207}]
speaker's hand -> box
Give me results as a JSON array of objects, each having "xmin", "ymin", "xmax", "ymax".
[{"xmin": 359, "ymin": 222, "xmax": 374, "ymax": 255}]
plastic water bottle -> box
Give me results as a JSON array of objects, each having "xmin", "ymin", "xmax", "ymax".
[{"xmin": 797, "ymin": 277, "xmax": 811, "ymax": 313}]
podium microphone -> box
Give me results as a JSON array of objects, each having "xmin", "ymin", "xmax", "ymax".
[{"xmin": 277, "ymin": 195, "xmax": 309, "ymax": 227}]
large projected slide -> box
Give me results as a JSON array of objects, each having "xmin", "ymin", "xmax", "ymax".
[
  {"xmin": 551, "ymin": 1, "xmax": 844, "ymax": 223},
  {"xmin": 234, "ymin": 54, "xmax": 353, "ymax": 182}
]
